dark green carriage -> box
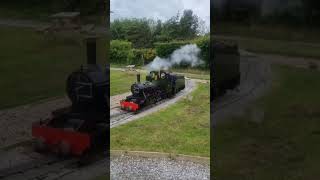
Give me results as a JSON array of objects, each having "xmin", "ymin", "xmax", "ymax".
[
  {"xmin": 212, "ymin": 41, "xmax": 241, "ymax": 98},
  {"xmin": 146, "ymin": 70, "xmax": 185, "ymax": 97}
]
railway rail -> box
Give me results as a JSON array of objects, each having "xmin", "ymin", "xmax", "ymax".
[
  {"xmin": 212, "ymin": 54, "xmax": 272, "ymax": 124},
  {"xmin": 110, "ymin": 79, "xmax": 197, "ymax": 128}
]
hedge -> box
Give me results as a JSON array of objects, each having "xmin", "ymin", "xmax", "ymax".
[
  {"xmin": 111, "ymin": 36, "xmax": 209, "ymax": 68},
  {"xmin": 110, "ymin": 40, "xmax": 156, "ymax": 66},
  {"xmin": 154, "ymin": 36, "xmax": 210, "ymax": 68},
  {"xmin": 110, "ymin": 40, "xmax": 133, "ymax": 64}
]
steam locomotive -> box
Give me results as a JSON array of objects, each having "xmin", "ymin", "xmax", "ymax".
[
  {"xmin": 32, "ymin": 38, "xmax": 109, "ymax": 156},
  {"xmin": 120, "ymin": 70, "xmax": 185, "ymax": 112}
]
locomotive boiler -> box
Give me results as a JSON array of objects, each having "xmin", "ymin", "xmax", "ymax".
[
  {"xmin": 120, "ymin": 70, "xmax": 185, "ymax": 112},
  {"xmin": 32, "ymin": 37, "xmax": 109, "ymax": 156}
]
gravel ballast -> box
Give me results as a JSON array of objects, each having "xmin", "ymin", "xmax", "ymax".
[{"xmin": 111, "ymin": 154, "xmax": 210, "ymax": 180}]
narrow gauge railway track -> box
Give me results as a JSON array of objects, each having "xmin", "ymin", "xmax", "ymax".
[
  {"xmin": 212, "ymin": 55, "xmax": 272, "ymax": 124},
  {"xmin": 0, "ymin": 150, "xmax": 109, "ymax": 180},
  {"xmin": 0, "ymin": 155, "xmax": 75, "ymax": 180},
  {"xmin": 110, "ymin": 79, "xmax": 197, "ymax": 128}
]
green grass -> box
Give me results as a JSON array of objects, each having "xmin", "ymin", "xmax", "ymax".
[
  {"xmin": 111, "ymin": 83, "xmax": 210, "ymax": 157},
  {"xmin": 94, "ymin": 175, "xmax": 109, "ymax": 180},
  {"xmin": 110, "ymin": 70, "xmax": 146, "ymax": 96},
  {"xmin": 0, "ymin": 3, "xmax": 52, "ymax": 21},
  {"xmin": 0, "ymin": 26, "xmax": 106, "ymax": 109},
  {"xmin": 214, "ymin": 22, "xmax": 320, "ymax": 43},
  {"xmin": 214, "ymin": 35, "xmax": 320, "ymax": 60},
  {"xmin": 215, "ymin": 65, "xmax": 320, "ymax": 179},
  {"xmin": 214, "ymin": 22, "xmax": 320, "ymax": 59}
]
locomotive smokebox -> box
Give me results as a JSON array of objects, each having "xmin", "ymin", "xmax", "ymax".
[
  {"xmin": 86, "ymin": 37, "xmax": 97, "ymax": 65},
  {"xmin": 137, "ymin": 73, "xmax": 141, "ymax": 83}
]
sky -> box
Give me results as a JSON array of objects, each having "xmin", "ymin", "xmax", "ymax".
[{"xmin": 111, "ymin": 0, "xmax": 210, "ymax": 30}]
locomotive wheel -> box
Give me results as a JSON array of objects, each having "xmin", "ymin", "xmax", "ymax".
[
  {"xmin": 34, "ymin": 137, "xmax": 46, "ymax": 152},
  {"xmin": 59, "ymin": 141, "xmax": 71, "ymax": 156}
]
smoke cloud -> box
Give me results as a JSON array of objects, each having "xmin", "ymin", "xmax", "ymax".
[{"xmin": 146, "ymin": 44, "xmax": 203, "ymax": 71}]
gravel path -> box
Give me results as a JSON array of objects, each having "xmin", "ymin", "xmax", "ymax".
[
  {"xmin": 0, "ymin": 97, "xmax": 70, "ymax": 149},
  {"xmin": 111, "ymin": 154, "xmax": 210, "ymax": 180},
  {"xmin": 212, "ymin": 52, "xmax": 272, "ymax": 125}
]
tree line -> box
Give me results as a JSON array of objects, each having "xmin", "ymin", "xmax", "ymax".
[
  {"xmin": 0, "ymin": 0, "xmax": 106, "ymax": 16},
  {"xmin": 213, "ymin": 0, "xmax": 320, "ymax": 27},
  {"xmin": 110, "ymin": 10, "xmax": 208, "ymax": 48}
]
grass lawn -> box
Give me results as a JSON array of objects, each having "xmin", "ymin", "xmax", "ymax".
[
  {"xmin": 0, "ymin": 26, "xmax": 106, "ymax": 109},
  {"xmin": 214, "ymin": 35, "xmax": 320, "ymax": 60},
  {"xmin": 111, "ymin": 83, "xmax": 210, "ymax": 157},
  {"xmin": 0, "ymin": 3, "xmax": 52, "ymax": 21},
  {"xmin": 213, "ymin": 23, "xmax": 320, "ymax": 59},
  {"xmin": 213, "ymin": 22, "xmax": 320, "ymax": 43},
  {"xmin": 215, "ymin": 65, "xmax": 320, "ymax": 179},
  {"xmin": 110, "ymin": 70, "xmax": 145, "ymax": 96}
]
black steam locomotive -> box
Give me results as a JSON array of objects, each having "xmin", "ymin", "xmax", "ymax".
[
  {"xmin": 120, "ymin": 70, "xmax": 185, "ymax": 112},
  {"xmin": 32, "ymin": 38, "xmax": 109, "ymax": 156}
]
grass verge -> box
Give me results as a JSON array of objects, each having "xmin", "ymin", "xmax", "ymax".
[
  {"xmin": 214, "ymin": 35, "xmax": 320, "ymax": 60},
  {"xmin": 0, "ymin": 26, "xmax": 105, "ymax": 109},
  {"xmin": 213, "ymin": 22, "xmax": 320, "ymax": 43},
  {"xmin": 215, "ymin": 65, "xmax": 320, "ymax": 179},
  {"xmin": 213, "ymin": 22, "xmax": 320, "ymax": 59},
  {"xmin": 111, "ymin": 83, "xmax": 210, "ymax": 157},
  {"xmin": 110, "ymin": 70, "xmax": 145, "ymax": 96}
]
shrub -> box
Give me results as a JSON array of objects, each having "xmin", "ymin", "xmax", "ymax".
[
  {"xmin": 110, "ymin": 40, "xmax": 133, "ymax": 64},
  {"xmin": 128, "ymin": 48, "xmax": 156, "ymax": 66},
  {"xmin": 154, "ymin": 36, "xmax": 210, "ymax": 68},
  {"xmin": 154, "ymin": 41, "xmax": 189, "ymax": 58},
  {"xmin": 192, "ymin": 36, "xmax": 210, "ymax": 68}
]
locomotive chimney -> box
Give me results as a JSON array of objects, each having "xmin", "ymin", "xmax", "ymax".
[
  {"xmin": 137, "ymin": 73, "xmax": 141, "ymax": 83},
  {"xmin": 86, "ymin": 37, "xmax": 97, "ymax": 65}
]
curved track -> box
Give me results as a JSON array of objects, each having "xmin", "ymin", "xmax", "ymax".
[
  {"xmin": 0, "ymin": 148, "xmax": 78, "ymax": 180},
  {"xmin": 0, "ymin": 146, "xmax": 109, "ymax": 180},
  {"xmin": 212, "ymin": 53, "xmax": 272, "ymax": 125},
  {"xmin": 110, "ymin": 79, "xmax": 197, "ymax": 128}
]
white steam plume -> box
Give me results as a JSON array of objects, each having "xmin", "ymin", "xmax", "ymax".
[{"xmin": 146, "ymin": 44, "xmax": 203, "ymax": 71}]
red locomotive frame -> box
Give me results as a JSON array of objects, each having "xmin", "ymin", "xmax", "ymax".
[
  {"xmin": 32, "ymin": 121, "xmax": 90, "ymax": 156},
  {"xmin": 120, "ymin": 100, "xmax": 140, "ymax": 112}
]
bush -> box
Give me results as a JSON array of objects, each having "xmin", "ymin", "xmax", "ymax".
[
  {"xmin": 154, "ymin": 41, "xmax": 189, "ymax": 58},
  {"xmin": 129, "ymin": 49, "xmax": 144, "ymax": 66},
  {"xmin": 154, "ymin": 36, "xmax": 210, "ymax": 68},
  {"xmin": 110, "ymin": 40, "xmax": 133, "ymax": 64},
  {"xmin": 128, "ymin": 48, "xmax": 156, "ymax": 66},
  {"xmin": 192, "ymin": 36, "xmax": 210, "ymax": 67}
]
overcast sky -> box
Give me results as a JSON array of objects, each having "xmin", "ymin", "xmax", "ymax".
[{"xmin": 111, "ymin": 0, "xmax": 210, "ymax": 30}]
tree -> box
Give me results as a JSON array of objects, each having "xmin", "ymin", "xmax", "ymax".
[
  {"xmin": 302, "ymin": 0, "xmax": 320, "ymax": 26},
  {"xmin": 110, "ymin": 19, "xmax": 153, "ymax": 48},
  {"xmin": 179, "ymin": 9, "xmax": 199, "ymax": 38}
]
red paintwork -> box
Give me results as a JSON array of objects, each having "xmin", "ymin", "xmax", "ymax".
[
  {"xmin": 32, "ymin": 122, "xmax": 90, "ymax": 156},
  {"xmin": 120, "ymin": 100, "xmax": 139, "ymax": 112}
]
